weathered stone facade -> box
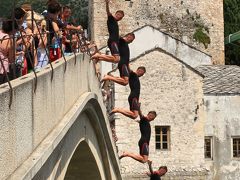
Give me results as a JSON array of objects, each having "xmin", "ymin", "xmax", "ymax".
[
  {"xmin": 89, "ymin": 1, "xmax": 228, "ymax": 179},
  {"xmin": 196, "ymin": 65, "xmax": 240, "ymax": 180},
  {"xmin": 203, "ymin": 95, "xmax": 240, "ymax": 180},
  {"xmin": 91, "ymin": 0, "xmax": 224, "ymax": 64},
  {"xmin": 113, "ymin": 50, "xmax": 207, "ymax": 179}
]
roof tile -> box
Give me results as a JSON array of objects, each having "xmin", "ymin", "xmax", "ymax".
[{"xmin": 196, "ymin": 65, "xmax": 240, "ymax": 94}]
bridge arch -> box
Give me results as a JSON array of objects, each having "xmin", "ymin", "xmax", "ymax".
[
  {"xmin": 64, "ymin": 141, "xmax": 102, "ymax": 180},
  {"xmin": 59, "ymin": 97, "xmax": 114, "ymax": 180},
  {"xmin": 17, "ymin": 93, "xmax": 120, "ymax": 180},
  {"xmin": 2, "ymin": 51, "xmax": 121, "ymax": 180}
]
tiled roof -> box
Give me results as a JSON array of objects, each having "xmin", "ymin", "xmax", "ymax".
[{"xmin": 196, "ymin": 65, "xmax": 240, "ymax": 94}]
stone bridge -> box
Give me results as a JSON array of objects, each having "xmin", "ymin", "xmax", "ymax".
[{"xmin": 0, "ymin": 54, "xmax": 121, "ymax": 180}]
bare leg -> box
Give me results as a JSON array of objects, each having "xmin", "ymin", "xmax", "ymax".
[
  {"xmin": 91, "ymin": 53, "xmax": 120, "ymax": 63},
  {"xmin": 101, "ymin": 74, "xmax": 129, "ymax": 86},
  {"xmin": 120, "ymin": 151, "xmax": 148, "ymax": 163},
  {"xmin": 111, "ymin": 108, "xmax": 139, "ymax": 119}
]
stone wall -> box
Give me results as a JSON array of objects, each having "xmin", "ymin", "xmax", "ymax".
[
  {"xmin": 204, "ymin": 95, "xmax": 240, "ymax": 180},
  {"xmin": 91, "ymin": 0, "xmax": 224, "ymax": 64},
  {"xmin": 113, "ymin": 50, "xmax": 207, "ymax": 178}
]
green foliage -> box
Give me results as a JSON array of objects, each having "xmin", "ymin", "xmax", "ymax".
[
  {"xmin": 224, "ymin": 0, "xmax": 240, "ymax": 65},
  {"xmin": 0, "ymin": 1, "xmax": 15, "ymax": 18},
  {"xmin": 157, "ymin": 13, "xmax": 164, "ymax": 22},
  {"xmin": 0, "ymin": 0, "xmax": 89, "ymax": 28},
  {"xmin": 64, "ymin": 0, "xmax": 89, "ymax": 29},
  {"xmin": 183, "ymin": 9, "xmax": 211, "ymax": 49},
  {"xmin": 193, "ymin": 28, "xmax": 211, "ymax": 49}
]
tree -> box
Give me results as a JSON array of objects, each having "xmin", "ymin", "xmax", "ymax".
[{"xmin": 0, "ymin": 0, "xmax": 89, "ymax": 28}]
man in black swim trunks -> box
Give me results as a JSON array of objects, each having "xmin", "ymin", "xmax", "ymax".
[
  {"xmin": 147, "ymin": 161, "xmax": 168, "ymax": 180},
  {"xmin": 101, "ymin": 33, "xmax": 135, "ymax": 86},
  {"xmin": 111, "ymin": 66, "xmax": 146, "ymax": 119},
  {"xmin": 119, "ymin": 111, "xmax": 157, "ymax": 163},
  {"xmin": 91, "ymin": 0, "xmax": 124, "ymax": 63}
]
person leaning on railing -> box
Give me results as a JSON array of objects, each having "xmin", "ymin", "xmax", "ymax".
[
  {"xmin": 60, "ymin": 5, "xmax": 82, "ymax": 55},
  {"xmin": 0, "ymin": 19, "xmax": 18, "ymax": 85},
  {"xmin": 35, "ymin": 19, "xmax": 49, "ymax": 70},
  {"xmin": 24, "ymin": 11, "xmax": 48, "ymax": 72},
  {"xmin": 24, "ymin": 15, "xmax": 39, "ymax": 73},
  {"xmin": 43, "ymin": 0, "xmax": 62, "ymax": 62},
  {"xmin": 14, "ymin": 7, "xmax": 27, "ymax": 27},
  {"xmin": 19, "ymin": 7, "xmax": 49, "ymax": 72},
  {"xmin": 15, "ymin": 30, "xmax": 26, "ymax": 77}
]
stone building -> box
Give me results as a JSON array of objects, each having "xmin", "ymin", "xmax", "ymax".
[
  {"xmin": 88, "ymin": 0, "xmax": 240, "ymax": 179},
  {"xmin": 196, "ymin": 65, "xmax": 240, "ymax": 180},
  {"xmin": 109, "ymin": 41, "xmax": 240, "ymax": 180},
  {"xmin": 90, "ymin": 0, "xmax": 224, "ymax": 64},
  {"xmin": 111, "ymin": 28, "xmax": 211, "ymax": 179}
]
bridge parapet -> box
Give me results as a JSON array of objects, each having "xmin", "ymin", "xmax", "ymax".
[{"xmin": 0, "ymin": 54, "xmax": 120, "ymax": 179}]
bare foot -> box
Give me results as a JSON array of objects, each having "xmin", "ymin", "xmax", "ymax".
[
  {"xmin": 147, "ymin": 160, "xmax": 152, "ymax": 166},
  {"xmin": 91, "ymin": 52, "xmax": 100, "ymax": 60},
  {"xmin": 100, "ymin": 76, "xmax": 106, "ymax": 84},
  {"xmin": 119, "ymin": 152, "xmax": 127, "ymax": 159},
  {"xmin": 111, "ymin": 108, "xmax": 118, "ymax": 113},
  {"xmin": 109, "ymin": 108, "xmax": 118, "ymax": 116},
  {"xmin": 89, "ymin": 44, "xmax": 98, "ymax": 56},
  {"xmin": 96, "ymin": 71, "xmax": 101, "ymax": 80},
  {"xmin": 107, "ymin": 71, "xmax": 113, "ymax": 76},
  {"xmin": 100, "ymin": 74, "xmax": 110, "ymax": 83}
]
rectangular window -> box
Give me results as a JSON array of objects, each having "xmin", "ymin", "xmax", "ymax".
[
  {"xmin": 204, "ymin": 136, "xmax": 213, "ymax": 159},
  {"xmin": 155, "ymin": 126, "xmax": 170, "ymax": 150},
  {"xmin": 233, "ymin": 137, "xmax": 240, "ymax": 158}
]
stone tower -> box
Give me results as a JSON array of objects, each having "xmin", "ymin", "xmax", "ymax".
[{"xmin": 90, "ymin": 0, "xmax": 224, "ymax": 65}]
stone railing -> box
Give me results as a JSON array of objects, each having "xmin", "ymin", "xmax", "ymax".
[{"xmin": 0, "ymin": 53, "xmax": 117, "ymax": 179}]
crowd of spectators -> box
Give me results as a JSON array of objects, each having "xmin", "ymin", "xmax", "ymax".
[{"xmin": 0, "ymin": 0, "xmax": 91, "ymax": 85}]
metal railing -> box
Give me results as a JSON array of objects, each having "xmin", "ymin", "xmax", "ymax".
[{"xmin": 0, "ymin": 6, "xmax": 98, "ymax": 108}]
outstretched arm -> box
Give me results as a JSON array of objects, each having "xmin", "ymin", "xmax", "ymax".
[
  {"xmin": 138, "ymin": 103, "xmax": 144, "ymax": 119},
  {"xmin": 148, "ymin": 161, "xmax": 154, "ymax": 175},
  {"xmin": 146, "ymin": 172, "xmax": 151, "ymax": 177},
  {"xmin": 134, "ymin": 119, "xmax": 140, "ymax": 123},
  {"xmin": 105, "ymin": 0, "xmax": 111, "ymax": 16},
  {"xmin": 66, "ymin": 24, "xmax": 82, "ymax": 31}
]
